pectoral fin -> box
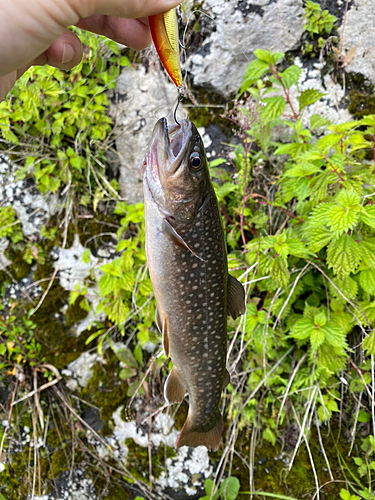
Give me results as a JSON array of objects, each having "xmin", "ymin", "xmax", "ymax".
[
  {"xmin": 227, "ymin": 274, "xmax": 246, "ymax": 320},
  {"xmin": 155, "ymin": 307, "xmax": 169, "ymax": 358},
  {"xmin": 161, "ymin": 219, "xmax": 204, "ymax": 262},
  {"xmin": 164, "ymin": 367, "xmax": 186, "ymax": 404}
]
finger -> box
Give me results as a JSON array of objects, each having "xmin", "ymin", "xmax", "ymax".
[
  {"xmin": 75, "ymin": 0, "xmax": 182, "ymax": 20},
  {"xmin": 32, "ymin": 30, "xmax": 83, "ymax": 70},
  {"xmin": 76, "ymin": 17, "xmax": 151, "ymax": 50}
]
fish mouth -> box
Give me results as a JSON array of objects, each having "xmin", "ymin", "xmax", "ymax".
[{"xmin": 150, "ymin": 117, "xmax": 192, "ymax": 181}]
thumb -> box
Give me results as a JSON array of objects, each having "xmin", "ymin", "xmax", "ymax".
[{"xmin": 32, "ymin": 30, "xmax": 83, "ymax": 70}]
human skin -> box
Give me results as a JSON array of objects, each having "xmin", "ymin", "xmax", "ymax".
[{"xmin": 0, "ymin": 0, "xmax": 180, "ymax": 101}]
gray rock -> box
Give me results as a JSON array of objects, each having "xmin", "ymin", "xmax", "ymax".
[
  {"xmin": 112, "ymin": 65, "xmax": 187, "ymax": 204},
  {"xmin": 187, "ymin": 0, "xmax": 305, "ymax": 96},
  {"xmin": 341, "ymin": 0, "xmax": 375, "ymax": 83}
]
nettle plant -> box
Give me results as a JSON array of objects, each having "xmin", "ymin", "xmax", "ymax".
[
  {"xmin": 216, "ymin": 49, "xmax": 375, "ymax": 439},
  {"xmin": 0, "ymin": 29, "xmax": 130, "ymax": 203}
]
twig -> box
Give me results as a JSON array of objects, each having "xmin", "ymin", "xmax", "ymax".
[
  {"xmin": 12, "ymin": 376, "xmax": 61, "ymax": 406},
  {"xmin": 315, "ymin": 411, "xmax": 334, "ymax": 481},
  {"xmin": 0, "ymin": 378, "xmax": 18, "ymax": 457}
]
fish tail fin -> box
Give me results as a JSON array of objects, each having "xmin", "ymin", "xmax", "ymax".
[{"xmin": 175, "ymin": 411, "xmax": 223, "ymax": 452}]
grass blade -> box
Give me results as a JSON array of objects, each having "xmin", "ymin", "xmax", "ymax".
[{"xmin": 240, "ymin": 492, "xmax": 300, "ymax": 500}]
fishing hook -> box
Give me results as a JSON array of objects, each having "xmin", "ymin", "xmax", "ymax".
[{"xmin": 174, "ymin": 88, "xmax": 184, "ymax": 125}]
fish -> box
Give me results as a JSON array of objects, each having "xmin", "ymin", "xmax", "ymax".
[
  {"xmin": 149, "ymin": 8, "xmax": 183, "ymax": 89},
  {"xmin": 142, "ymin": 117, "xmax": 245, "ymax": 451}
]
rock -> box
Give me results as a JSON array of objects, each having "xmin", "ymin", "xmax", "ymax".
[
  {"xmin": 187, "ymin": 0, "xmax": 305, "ymax": 96},
  {"xmin": 66, "ymin": 351, "xmax": 103, "ymax": 389},
  {"xmin": 55, "ymin": 234, "xmax": 98, "ymax": 292},
  {"xmin": 341, "ymin": 0, "xmax": 375, "ymax": 83},
  {"xmin": 112, "ymin": 65, "xmax": 188, "ymax": 204},
  {"xmin": 0, "ymin": 238, "xmax": 11, "ymax": 270}
]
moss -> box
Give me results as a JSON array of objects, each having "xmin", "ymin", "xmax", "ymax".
[
  {"xmin": 349, "ymin": 89, "xmax": 375, "ymax": 120},
  {"xmin": 186, "ymin": 87, "xmax": 234, "ymax": 134},
  {"xmin": 230, "ymin": 423, "xmax": 355, "ymax": 500},
  {"xmin": 4, "ymin": 246, "xmax": 32, "ymax": 281},
  {"xmin": 65, "ymin": 212, "xmax": 119, "ymax": 254},
  {"xmin": 80, "ymin": 350, "xmax": 130, "ymax": 436},
  {"xmin": 66, "ymin": 296, "xmax": 89, "ymax": 327},
  {"xmin": 123, "ymin": 438, "xmax": 176, "ymax": 484}
]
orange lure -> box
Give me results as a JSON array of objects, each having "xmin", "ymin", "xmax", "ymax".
[{"xmin": 149, "ymin": 8, "xmax": 183, "ymax": 89}]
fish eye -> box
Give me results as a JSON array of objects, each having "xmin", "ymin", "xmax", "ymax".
[{"xmin": 190, "ymin": 152, "xmax": 202, "ymax": 170}]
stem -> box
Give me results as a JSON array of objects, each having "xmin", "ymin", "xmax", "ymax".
[
  {"xmin": 338, "ymin": 0, "xmax": 350, "ymax": 56},
  {"xmin": 220, "ymin": 206, "xmax": 235, "ymax": 226},
  {"xmin": 324, "ymin": 156, "xmax": 345, "ymax": 183},
  {"xmin": 240, "ymin": 138, "xmax": 252, "ymax": 252},
  {"xmin": 251, "ymin": 193, "xmax": 304, "ymax": 222},
  {"xmin": 271, "ymin": 66, "xmax": 299, "ymax": 120}
]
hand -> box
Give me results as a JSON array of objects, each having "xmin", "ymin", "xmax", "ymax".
[{"xmin": 0, "ymin": 0, "xmax": 180, "ymax": 101}]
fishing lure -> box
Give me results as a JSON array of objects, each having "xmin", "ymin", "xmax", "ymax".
[{"xmin": 149, "ymin": 8, "xmax": 183, "ymax": 90}]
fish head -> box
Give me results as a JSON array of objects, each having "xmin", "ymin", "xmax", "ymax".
[{"xmin": 143, "ymin": 117, "xmax": 210, "ymax": 224}]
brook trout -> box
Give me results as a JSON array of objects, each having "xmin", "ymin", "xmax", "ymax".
[{"xmin": 143, "ymin": 118, "xmax": 245, "ymax": 451}]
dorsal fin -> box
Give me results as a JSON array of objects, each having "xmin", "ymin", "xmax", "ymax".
[
  {"xmin": 161, "ymin": 218, "xmax": 204, "ymax": 262},
  {"xmin": 227, "ymin": 274, "xmax": 246, "ymax": 320}
]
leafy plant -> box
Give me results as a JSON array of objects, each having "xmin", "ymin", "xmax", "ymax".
[
  {"xmin": 200, "ymin": 477, "xmax": 240, "ymax": 500},
  {"xmin": 0, "ymin": 29, "xmax": 130, "ymax": 203},
  {"xmin": 304, "ymin": 1, "xmax": 337, "ymax": 37}
]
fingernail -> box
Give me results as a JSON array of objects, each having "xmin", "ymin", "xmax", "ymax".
[{"xmin": 62, "ymin": 44, "xmax": 75, "ymax": 65}]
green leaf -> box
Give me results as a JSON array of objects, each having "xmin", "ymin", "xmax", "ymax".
[
  {"xmin": 270, "ymin": 257, "xmax": 289, "ymax": 288},
  {"xmin": 263, "ymin": 427, "xmax": 277, "ymax": 446},
  {"xmin": 314, "ymin": 312, "xmax": 327, "ymax": 327},
  {"xmin": 328, "ymin": 205, "xmax": 360, "ymax": 236},
  {"xmin": 327, "ymin": 235, "xmax": 360, "ymax": 277},
  {"xmin": 120, "ymin": 56, "xmax": 131, "ymax": 67},
  {"xmin": 290, "ymin": 318, "xmax": 313, "ymax": 341},
  {"xmin": 134, "ymin": 344, "xmax": 143, "ymax": 365},
  {"xmin": 359, "ymin": 269, "xmax": 375, "ymax": 296},
  {"xmin": 364, "ymin": 330, "xmax": 375, "ymax": 356},
  {"xmin": 311, "ymin": 327, "xmax": 325, "ymax": 351},
  {"xmin": 261, "ymin": 96, "xmax": 286, "ymax": 123},
  {"xmin": 253, "ymin": 49, "xmax": 274, "ymax": 63},
  {"xmin": 82, "ymin": 249, "xmax": 91, "ymax": 264},
  {"xmin": 299, "ymin": 89, "xmax": 325, "ymax": 110},
  {"xmin": 281, "ymin": 65, "xmax": 301, "ymax": 89},
  {"xmin": 219, "ymin": 477, "xmax": 240, "ymax": 500},
  {"xmin": 116, "ymin": 347, "xmax": 138, "ymax": 368},
  {"xmin": 305, "ymin": 225, "xmax": 334, "ymax": 252},
  {"xmin": 360, "ymin": 205, "xmax": 375, "ymax": 229},
  {"xmin": 309, "ymin": 202, "xmax": 333, "ymax": 226},
  {"xmin": 204, "ymin": 479, "xmax": 219, "ymax": 500},
  {"xmin": 360, "ymin": 240, "xmax": 375, "ymax": 268},
  {"xmin": 310, "ymin": 114, "xmax": 330, "ymax": 130},
  {"xmin": 322, "ymin": 323, "xmax": 347, "ymax": 348},
  {"xmin": 358, "ymin": 410, "xmax": 371, "ymax": 423},
  {"xmin": 240, "ymin": 59, "xmax": 269, "ymax": 92}
]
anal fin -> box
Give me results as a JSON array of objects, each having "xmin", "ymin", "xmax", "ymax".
[
  {"xmin": 227, "ymin": 274, "xmax": 246, "ymax": 320},
  {"xmin": 164, "ymin": 367, "xmax": 186, "ymax": 404}
]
